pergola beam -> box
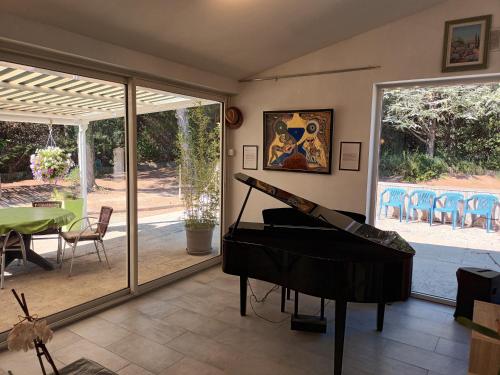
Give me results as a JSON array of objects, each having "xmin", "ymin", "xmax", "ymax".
[
  {"xmin": 0, "ymin": 110, "xmax": 80, "ymax": 126},
  {"xmin": 0, "ymin": 81, "xmax": 124, "ymax": 105}
]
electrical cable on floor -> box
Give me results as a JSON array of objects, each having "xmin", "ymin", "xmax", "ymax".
[{"xmin": 247, "ymin": 280, "xmax": 290, "ymax": 324}]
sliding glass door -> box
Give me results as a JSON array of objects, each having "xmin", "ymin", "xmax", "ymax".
[
  {"xmin": 134, "ymin": 85, "xmax": 222, "ymax": 285},
  {"xmin": 0, "ymin": 61, "xmax": 128, "ymax": 332},
  {"xmin": 0, "ymin": 57, "xmax": 225, "ymax": 339}
]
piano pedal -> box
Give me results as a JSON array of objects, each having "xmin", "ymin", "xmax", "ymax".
[
  {"xmin": 291, "ymin": 314, "xmax": 327, "ymax": 333},
  {"xmin": 290, "ymin": 291, "xmax": 327, "ymax": 333}
]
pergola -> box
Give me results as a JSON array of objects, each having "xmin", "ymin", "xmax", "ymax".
[{"xmin": 0, "ymin": 61, "xmax": 213, "ymax": 213}]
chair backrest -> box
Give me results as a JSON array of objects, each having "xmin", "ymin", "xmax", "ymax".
[
  {"xmin": 384, "ymin": 188, "xmax": 406, "ymax": 203},
  {"xmin": 32, "ymin": 201, "xmax": 62, "ymax": 208},
  {"xmin": 410, "ymin": 189, "xmax": 436, "ymax": 204},
  {"xmin": 97, "ymin": 206, "xmax": 113, "ymax": 237},
  {"xmin": 439, "ymin": 193, "xmax": 463, "ymax": 208},
  {"xmin": 469, "ymin": 194, "xmax": 498, "ymax": 211}
]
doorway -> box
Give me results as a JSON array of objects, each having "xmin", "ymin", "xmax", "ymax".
[{"xmin": 371, "ymin": 80, "xmax": 499, "ymax": 301}]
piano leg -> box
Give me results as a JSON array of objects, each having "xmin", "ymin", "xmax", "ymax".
[
  {"xmin": 287, "ymin": 288, "xmax": 291, "ymax": 300},
  {"xmin": 334, "ymin": 299, "xmax": 347, "ymax": 375},
  {"xmin": 240, "ymin": 276, "xmax": 247, "ymax": 316},
  {"xmin": 377, "ymin": 303, "xmax": 385, "ymax": 331},
  {"xmin": 320, "ymin": 298, "xmax": 325, "ymax": 320},
  {"xmin": 281, "ymin": 287, "xmax": 286, "ymax": 312}
]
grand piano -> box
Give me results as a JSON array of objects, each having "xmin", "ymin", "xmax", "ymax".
[{"xmin": 222, "ymin": 173, "xmax": 415, "ymax": 375}]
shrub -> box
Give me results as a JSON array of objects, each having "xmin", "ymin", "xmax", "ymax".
[
  {"xmin": 401, "ymin": 153, "xmax": 449, "ymax": 182},
  {"xmin": 378, "ymin": 151, "xmax": 404, "ymax": 179},
  {"xmin": 449, "ymin": 160, "xmax": 485, "ymax": 175},
  {"xmin": 379, "ymin": 151, "xmax": 449, "ymax": 182}
]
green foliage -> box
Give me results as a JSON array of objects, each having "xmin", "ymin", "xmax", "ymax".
[
  {"xmin": 65, "ymin": 167, "xmax": 80, "ymax": 185},
  {"xmin": 380, "ymin": 151, "xmax": 449, "ymax": 182},
  {"xmin": 402, "ymin": 153, "xmax": 448, "ymax": 182},
  {"xmin": 89, "ymin": 118, "xmax": 125, "ymax": 168},
  {"xmin": 381, "ymin": 83, "xmax": 500, "ymax": 180},
  {"xmin": 137, "ymin": 111, "xmax": 179, "ymax": 163},
  {"xmin": 177, "ymin": 103, "xmax": 220, "ymax": 229},
  {"xmin": 0, "ymin": 123, "xmax": 77, "ymax": 175}
]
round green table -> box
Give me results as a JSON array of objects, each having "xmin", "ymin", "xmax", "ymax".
[{"xmin": 0, "ymin": 207, "xmax": 75, "ymax": 270}]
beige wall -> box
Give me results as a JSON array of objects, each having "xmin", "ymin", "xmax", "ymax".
[
  {"xmin": 226, "ymin": 0, "xmax": 500, "ymax": 225},
  {"xmin": 0, "ymin": 13, "xmax": 238, "ymax": 94}
]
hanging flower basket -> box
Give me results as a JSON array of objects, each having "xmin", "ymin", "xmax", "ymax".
[{"xmin": 30, "ymin": 146, "xmax": 74, "ymax": 184}]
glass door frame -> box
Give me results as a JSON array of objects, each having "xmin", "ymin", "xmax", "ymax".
[
  {"xmin": 366, "ymin": 73, "xmax": 500, "ymax": 306},
  {"xmin": 131, "ymin": 78, "xmax": 227, "ymax": 294},
  {"xmin": 0, "ymin": 48, "xmax": 229, "ymax": 344}
]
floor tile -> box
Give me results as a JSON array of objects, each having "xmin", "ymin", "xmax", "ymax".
[
  {"xmin": 54, "ymin": 338, "xmax": 129, "ymax": 372},
  {"xmin": 435, "ymin": 337, "xmax": 469, "ymax": 360},
  {"xmin": 118, "ymin": 312, "xmax": 186, "ymax": 344},
  {"xmin": 117, "ymin": 363, "xmax": 155, "ymax": 375},
  {"xmin": 107, "ymin": 333, "xmax": 184, "ymax": 373},
  {"xmin": 161, "ymin": 308, "xmax": 231, "ymax": 337},
  {"xmin": 67, "ymin": 316, "xmax": 131, "ymax": 347},
  {"xmin": 0, "ymin": 348, "xmax": 65, "ymax": 375},
  {"xmin": 159, "ymin": 357, "xmax": 225, "ymax": 375}
]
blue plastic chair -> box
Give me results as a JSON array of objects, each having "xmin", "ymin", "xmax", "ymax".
[
  {"xmin": 406, "ymin": 190, "xmax": 436, "ymax": 225},
  {"xmin": 461, "ymin": 194, "xmax": 498, "ymax": 233},
  {"xmin": 433, "ymin": 192, "xmax": 463, "ymax": 230},
  {"xmin": 378, "ymin": 188, "xmax": 406, "ymax": 222}
]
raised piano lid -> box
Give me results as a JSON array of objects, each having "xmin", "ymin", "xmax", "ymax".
[{"xmin": 234, "ymin": 173, "xmax": 415, "ymax": 255}]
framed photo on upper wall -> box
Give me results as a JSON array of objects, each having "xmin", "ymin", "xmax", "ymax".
[
  {"xmin": 263, "ymin": 109, "xmax": 333, "ymax": 174},
  {"xmin": 442, "ymin": 15, "xmax": 492, "ymax": 72}
]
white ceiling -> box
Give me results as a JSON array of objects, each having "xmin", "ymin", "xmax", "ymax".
[{"xmin": 1, "ymin": 0, "xmax": 445, "ymax": 80}]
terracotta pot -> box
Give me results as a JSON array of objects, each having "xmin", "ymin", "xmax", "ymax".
[{"xmin": 185, "ymin": 225, "xmax": 214, "ymax": 255}]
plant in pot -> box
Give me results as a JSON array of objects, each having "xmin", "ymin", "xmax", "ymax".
[{"xmin": 177, "ymin": 103, "xmax": 220, "ymax": 255}]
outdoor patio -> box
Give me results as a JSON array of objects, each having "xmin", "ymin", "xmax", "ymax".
[
  {"xmin": 0, "ymin": 210, "xmax": 220, "ymax": 333},
  {"xmin": 376, "ymin": 217, "xmax": 500, "ymax": 300}
]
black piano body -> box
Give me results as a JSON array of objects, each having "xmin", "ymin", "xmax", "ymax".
[{"xmin": 222, "ymin": 173, "xmax": 415, "ymax": 375}]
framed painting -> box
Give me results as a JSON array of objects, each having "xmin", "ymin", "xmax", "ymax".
[
  {"xmin": 263, "ymin": 109, "xmax": 333, "ymax": 174},
  {"xmin": 442, "ymin": 15, "xmax": 492, "ymax": 72}
]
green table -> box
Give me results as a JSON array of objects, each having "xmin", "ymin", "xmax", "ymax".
[{"xmin": 0, "ymin": 207, "xmax": 75, "ymax": 270}]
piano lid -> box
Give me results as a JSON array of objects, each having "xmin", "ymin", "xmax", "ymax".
[{"xmin": 234, "ymin": 173, "xmax": 415, "ymax": 254}]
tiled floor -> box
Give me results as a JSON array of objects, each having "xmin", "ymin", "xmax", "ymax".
[{"xmin": 0, "ymin": 266, "xmax": 471, "ymax": 375}]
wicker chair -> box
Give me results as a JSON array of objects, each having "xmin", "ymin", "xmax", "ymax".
[
  {"xmin": 1, "ymin": 230, "xmax": 27, "ymax": 289},
  {"xmin": 60, "ymin": 206, "xmax": 113, "ymax": 276},
  {"xmin": 32, "ymin": 201, "xmax": 63, "ymax": 261}
]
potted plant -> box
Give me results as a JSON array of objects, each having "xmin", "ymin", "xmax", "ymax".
[
  {"xmin": 177, "ymin": 104, "xmax": 220, "ymax": 255},
  {"xmin": 30, "ymin": 146, "xmax": 74, "ymax": 184}
]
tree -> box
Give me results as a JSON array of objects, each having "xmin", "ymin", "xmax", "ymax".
[{"xmin": 382, "ymin": 84, "xmax": 499, "ymax": 158}]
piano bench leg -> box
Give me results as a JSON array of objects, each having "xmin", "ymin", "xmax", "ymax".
[
  {"xmin": 281, "ymin": 287, "xmax": 286, "ymax": 313},
  {"xmin": 334, "ymin": 299, "xmax": 347, "ymax": 375},
  {"xmin": 240, "ymin": 276, "xmax": 247, "ymax": 316},
  {"xmin": 377, "ymin": 303, "xmax": 385, "ymax": 331},
  {"xmin": 287, "ymin": 288, "xmax": 291, "ymax": 300}
]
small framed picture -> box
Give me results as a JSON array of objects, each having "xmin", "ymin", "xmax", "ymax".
[
  {"xmin": 442, "ymin": 15, "xmax": 492, "ymax": 72},
  {"xmin": 243, "ymin": 145, "xmax": 258, "ymax": 170},
  {"xmin": 339, "ymin": 142, "xmax": 361, "ymax": 171}
]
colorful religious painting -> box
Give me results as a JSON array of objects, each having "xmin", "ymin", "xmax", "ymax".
[{"xmin": 263, "ymin": 109, "xmax": 333, "ymax": 174}]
